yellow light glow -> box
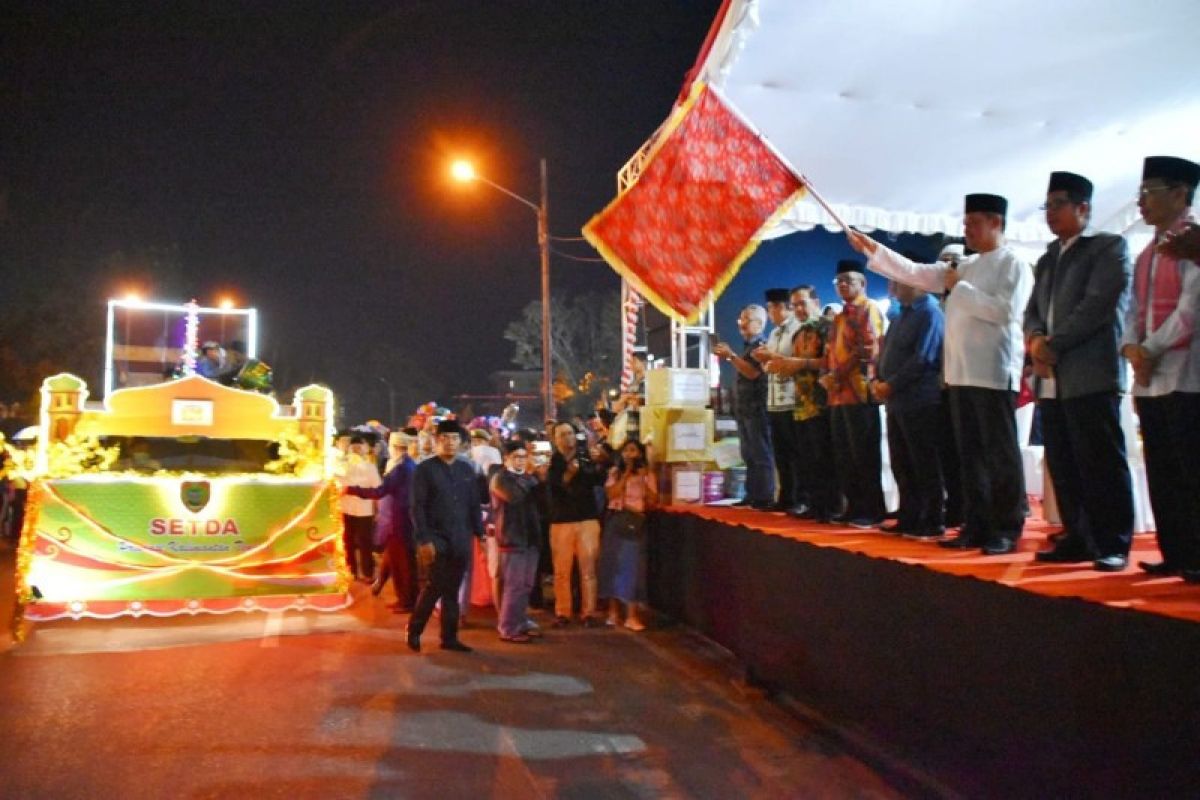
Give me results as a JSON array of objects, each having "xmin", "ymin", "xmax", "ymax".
[
  {"xmin": 218, "ymin": 298, "xmax": 235, "ymax": 309},
  {"xmin": 124, "ymin": 291, "xmax": 141, "ymax": 303},
  {"xmin": 450, "ymin": 160, "xmax": 476, "ymax": 182}
]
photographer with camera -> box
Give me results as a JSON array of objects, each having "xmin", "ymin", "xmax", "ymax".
[{"xmin": 547, "ymin": 421, "xmax": 606, "ymax": 627}]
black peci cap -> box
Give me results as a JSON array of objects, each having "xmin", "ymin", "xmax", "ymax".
[{"xmin": 964, "ymin": 193, "xmax": 1008, "ymax": 216}]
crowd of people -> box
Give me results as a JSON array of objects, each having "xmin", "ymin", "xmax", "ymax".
[
  {"xmin": 333, "ymin": 404, "xmax": 654, "ymax": 652},
  {"xmin": 717, "ymin": 156, "xmax": 1200, "ymax": 583}
]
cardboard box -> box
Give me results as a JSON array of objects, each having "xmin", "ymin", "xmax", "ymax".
[
  {"xmin": 645, "ymin": 368, "xmax": 709, "ymax": 408},
  {"xmin": 670, "ymin": 463, "xmax": 704, "ymax": 504},
  {"xmin": 641, "ymin": 406, "xmax": 713, "ymax": 462}
]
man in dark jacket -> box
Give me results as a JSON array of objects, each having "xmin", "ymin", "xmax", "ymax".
[
  {"xmin": 407, "ymin": 419, "xmax": 484, "ymax": 652},
  {"xmin": 1025, "ymin": 171, "xmax": 1135, "ymax": 572},
  {"xmin": 547, "ymin": 422, "xmax": 605, "ymax": 626},
  {"xmin": 489, "ymin": 440, "xmax": 545, "ymax": 643}
]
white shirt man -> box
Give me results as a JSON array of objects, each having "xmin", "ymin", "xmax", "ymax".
[{"xmin": 848, "ymin": 193, "xmax": 1033, "ymax": 555}]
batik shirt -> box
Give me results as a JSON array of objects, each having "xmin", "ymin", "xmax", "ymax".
[{"xmin": 792, "ymin": 317, "xmax": 830, "ymax": 422}]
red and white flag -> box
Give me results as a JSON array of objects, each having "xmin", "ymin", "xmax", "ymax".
[{"xmin": 584, "ymin": 82, "xmax": 805, "ymax": 324}]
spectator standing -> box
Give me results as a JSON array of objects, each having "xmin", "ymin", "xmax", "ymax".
[
  {"xmin": 753, "ymin": 288, "xmax": 805, "ymax": 514},
  {"xmin": 820, "ymin": 261, "xmax": 887, "ymax": 528},
  {"xmin": 713, "ymin": 304, "xmax": 776, "ymax": 509},
  {"xmin": 1025, "ymin": 171, "xmax": 1135, "ymax": 572},
  {"xmin": 873, "ymin": 281, "xmax": 946, "ymax": 539},
  {"xmin": 336, "ymin": 434, "xmax": 382, "ymax": 582},
  {"xmin": 769, "ymin": 285, "xmax": 840, "ymax": 522},
  {"xmin": 547, "ymin": 421, "xmax": 605, "ymax": 627},
  {"xmin": 599, "ymin": 439, "xmax": 659, "ymax": 631},
  {"xmin": 1121, "ymin": 156, "xmax": 1200, "ymax": 582},
  {"xmin": 489, "ymin": 440, "xmax": 545, "ymax": 643},
  {"xmin": 849, "ymin": 193, "xmax": 1034, "ymax": 555}
]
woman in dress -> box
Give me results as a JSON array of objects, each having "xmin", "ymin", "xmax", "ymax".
[{"xmin": 599, "ymin": 439, "xmax": 658, "ymax": 630}]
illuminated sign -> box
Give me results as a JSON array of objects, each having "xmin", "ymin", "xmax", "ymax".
[{"xmin": 172, "ymin": 399, "xmax": 214, "ymax": 426}]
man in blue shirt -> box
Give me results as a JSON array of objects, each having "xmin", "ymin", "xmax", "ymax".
[
  {"xmin": 872, "ymin": 281, "xmax": 946, "ymax": 539},
  {"xmin": 407, "ymin": 419, "xmax": 484, "ymax": 653}
]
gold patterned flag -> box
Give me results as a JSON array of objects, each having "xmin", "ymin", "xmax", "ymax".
[{"xmin": 584, "ymin": 82, "xmax": 806, "ymax": 323}]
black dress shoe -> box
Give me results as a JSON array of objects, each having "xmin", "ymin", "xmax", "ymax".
[
  {"xmin": 1035, "ymin": 545, "xmax": 1095, "ymax": 564},
  {"xmin": 938, "ymin": 534, "xmax": 978, "ymax": 550},
  {"xmin": 1138, "ymin": 560, "xmax": 1181, "ymax": 576},
  {"xmin": 982, "ymin": 537, "xmax": 1017, "ymax": 555},
  {"xmin": 405, "ymin": 626, "xmax": 421, "ymax": 653},
  {"xmin": 440, "ymin": 640, "xmax": 474, "ymax": 652},
  {"xmin": 879, "ymin": 521, "xmax": 910, "ymax": 534},
  {"xmin": 1093, "ymin": 554, "xmax": 1128, "ymax": 572},
  {"xmin": 1182, "ymin": 568, "xmax": 1200, "ymax": 584},
  {"xmin": 785, "ymin": 504, "xmax": 812, "ymax": 519},
  {"xmin": 904, "ymin": 527, "xmax": 946, "ymax": 541}
]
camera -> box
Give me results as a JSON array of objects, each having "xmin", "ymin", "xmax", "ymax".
[{"xmin": 575, "ymin": 430, "xmax": 591, "ymax": 463}]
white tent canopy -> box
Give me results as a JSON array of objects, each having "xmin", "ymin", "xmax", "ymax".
[{"xmin": 695, "ymin": 0, "xmax": 1200, "ymax": 247}]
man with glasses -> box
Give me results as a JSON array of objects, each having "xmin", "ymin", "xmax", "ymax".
[
  {"xmin": 847, "ymin": 194, "xmax": 1033, "ymax": 556},
  {"xmin": 819, "ymin": 261, "xmax": 886, "ymax": 528},
  {"xmin": 1122, "ymin": 156, "xmax": 1200, "ymax": 582},
  {"xmin": 1025, "ymin": 171, "xmax": 1134, "ymax": 572},
  {"xmin": 713, "ymin": 304, "xmax": 776, "ymax": 510},
  {"xmin": 407, "ymin": 419, "xmax": 484, "ymax": 652},
  {"xmin": 489, "ymin": 441, "xmax": 546, "ymax": 643}
]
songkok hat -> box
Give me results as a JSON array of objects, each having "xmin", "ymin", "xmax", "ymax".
[
  {"xmin": 1142, "ymin": 156, "xmax": 1200, "ymax": 187},
  {"xmin": 964, "ymin": 193, "xmax": 1008, "ymax": 217},
  {"xmin": 1047, "ymin": 171, "xmax": 1093, "ymax": 200},
  {"xmin": 764, "ymin": 288, "xmax": 790, "ymax": 304},
  {"xmin": 435, "ymin": 419, "xmax": 464, "ymax": 436},
  {"xmin": 836, "ymin": 259, "xmax": 865, "ymax": 276},
  {"xmin": 502, "ymin": 440, "xmax": 528, "ymax": 455}
]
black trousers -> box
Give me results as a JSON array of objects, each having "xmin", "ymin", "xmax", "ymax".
[
  {"xmin": 1136, "ymin": 392, "xmax": 1200, "ymax": 569},
  {"xmin": 1040, "ymin": 393, "xmax": 1134, "ymax": 558},
  {"xmin": 829, "ymin": 404, "xmax": 885, "ymax": 521},
  {"xmin": 887, "ymin": 403, "xmax": 945, "ymax": 532},
  {"xmin": 795, "ymin": 413, "xmax": 839, "ymax": 518},
  {"xmin": 949, "ymin": 386, "xmax": 1025, "ymax": 543},
  {"xmin": 939, "ymin": 388, "xmax": 964, "ymax": 527},
  {"xmin": 409, "ymin": 548, "xmax": 469, "ymax": 644},
  {"xmin": 768, "ymin": 410, "xmax": 804, "ymax": 507},
  {"xmin": 342, "ymin": 514, "xmax": 376, "ymax": 579}
]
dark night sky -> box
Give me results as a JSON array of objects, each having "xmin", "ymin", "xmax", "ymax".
[{"xmin": 0, "ymin": 2, "xmax": 722, "ymax": 422}]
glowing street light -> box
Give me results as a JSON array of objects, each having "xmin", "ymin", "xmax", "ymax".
[
  {"xmin": 218, "ymin": 297, "xmax": 235, "ymax": 310},
  {"xmin": 450, "ymin": 157, "xmax": 555, "ymax": 421}
]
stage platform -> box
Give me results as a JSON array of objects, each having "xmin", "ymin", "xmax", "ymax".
[{"xmin": 646, "ymin": 503, "xmax": 1200, "ymax": 798}]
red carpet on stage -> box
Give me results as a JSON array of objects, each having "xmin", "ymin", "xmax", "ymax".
[{"xmin": 665, "ymin": 500, "xmax": 1200, "ymax": 624}]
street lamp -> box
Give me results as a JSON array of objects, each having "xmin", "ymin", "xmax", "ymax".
[{"xmin": 451, "ymin": 158, "xmax": 555, "ymax": 421}]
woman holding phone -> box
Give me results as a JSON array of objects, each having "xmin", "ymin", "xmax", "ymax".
[{"xmin": 598, "ymin": 438, "xmax": 658, "ymax": 630}]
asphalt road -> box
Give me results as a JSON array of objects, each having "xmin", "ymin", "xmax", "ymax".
[{"xmin": 0, "ymin": 547, "xmax": 930, "ymax": 799}]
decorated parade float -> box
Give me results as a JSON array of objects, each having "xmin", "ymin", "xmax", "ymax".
[{"xmin": 7, "ymin": 299, "xmax": 349, "ymax": 627}]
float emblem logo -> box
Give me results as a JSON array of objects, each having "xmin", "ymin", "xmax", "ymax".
[{"xmin": 181, "ymin": 481, "xmax": 211, "ymax": 513}]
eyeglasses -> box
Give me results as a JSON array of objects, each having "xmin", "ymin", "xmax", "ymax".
[
  {"xmin": 832, "ymin": 277, "xmax": 859, "ymax": 286},
  {"xmin": 1137, "ymin": 184, "xmax": 1175, "ymax": 200},
  {"xmin": 1038, "ymin": 198, "xmax": 1073, "ymax": 211}
]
